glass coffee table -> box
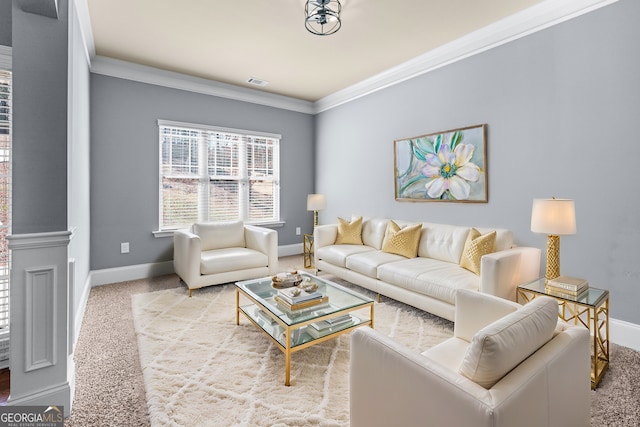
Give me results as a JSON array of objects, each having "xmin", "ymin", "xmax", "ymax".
[{"xmin": 235, "ymin": 272, "xmax": 374, "ymax": 386}]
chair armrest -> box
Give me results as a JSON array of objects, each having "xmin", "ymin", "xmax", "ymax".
[
  {"xmin": 173, "ymin": 229, "xmax": 202, "ymax": 287},
  {"xmin": 244, "ymin": 225, "xmax": 278, "ymax": 275},
  {"xmin": 454, "ymin": 290, "xmax": 521, "ymax": 342},
  {"xmin": 480, "ymin": 246, "xmax": 541, "ymax": 301},
  {"xmin": 351, "ymin": 328, "xmax": 494, "ymax": 427}
]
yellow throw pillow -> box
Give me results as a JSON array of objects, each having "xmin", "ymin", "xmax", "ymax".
[
  {"xmin": 381, "ymin": 221, "xmax": 422, "ymax": 258},
  {"xmin": 335, "ymin": 216, "xmax": 364, "ymax": 245},
  {"xmin": 460, "ymin": 228, "xmax": 497, "ymax": 275}
]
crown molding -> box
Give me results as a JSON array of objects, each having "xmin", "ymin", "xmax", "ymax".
[
  {"xmin": 313, "ymin": 0, "xmax": 620, "ymax": 113},
  {"xmin": 91, "ymin": 56, "xmax": 315, "ymax": 114},
  {"xmin": 0, "ymin": 46, "xmax": 11, "ymax": 70},
  {"xmin": 73, "ymin": 0, "xmax": 95, "ymax": 64}
]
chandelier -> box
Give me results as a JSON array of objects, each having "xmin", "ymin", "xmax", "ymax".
[{"xmin": 305, "ymin": 0, "xmax": 342, "ymax": 36}]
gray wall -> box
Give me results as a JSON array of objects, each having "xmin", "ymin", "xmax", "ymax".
[
  {"xmin": 90, "ymin": 75, "xmax": 315, "ymax": 270},
  {"xmin": 0, "ymin": 0, "xmax": 11, "ymax": 46},
  {"xmin": 316, "ymin": 0, "xmax": 640, "ymax": 324}
]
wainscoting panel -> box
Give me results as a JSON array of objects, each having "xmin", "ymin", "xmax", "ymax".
[{"xmin": 24, "ymin": 265, "xmax": 57, "ymax": 372}]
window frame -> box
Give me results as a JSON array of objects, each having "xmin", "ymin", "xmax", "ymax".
[{"xmin": 157, "ymin": 119, "xmax": 281, "ymax": 232}]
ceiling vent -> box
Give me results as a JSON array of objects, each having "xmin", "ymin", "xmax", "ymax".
[{"xmin": 247, "ymin": 77, "xmax": 269, "ymax": 87}]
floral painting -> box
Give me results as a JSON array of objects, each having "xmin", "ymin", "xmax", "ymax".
[{"xmin": 394, "ymin": 124, "xmax": 487, "ymax": 202}]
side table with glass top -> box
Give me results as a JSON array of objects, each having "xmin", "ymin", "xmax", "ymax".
[
  {"xmin": 517, "ymin": 278, "xmax": 609, "ymax": 389},
  {"xmin": 303, "ymin": 233, "xmax": 314, "ymax": 270}
]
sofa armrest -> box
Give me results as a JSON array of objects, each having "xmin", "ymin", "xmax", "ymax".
[
  {"xmin": 454, "ymin": 290, "xmax": 521, "ymax": 342},
  {"xmin": 173, "ymin": 229, "xmax": 202, "ymax": 287},
  {"xmin": 351, "ymin": 328, "xmax": 495, "ymax": 427},
  {"xmin": 313, "ymin": 224, "xmax": 337, "ymax": 249},
  {"xmin": 479, "ymin": 246, "xmax": 541, "ymax": 301},
  {"xmin": 244, "ymin": 225, "xmax": 278, "ymax": 275}
]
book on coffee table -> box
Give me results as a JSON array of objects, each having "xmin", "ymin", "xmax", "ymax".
[{"xmin": 274, "ymin": 295, "xmax": 329, "ymax": 311}]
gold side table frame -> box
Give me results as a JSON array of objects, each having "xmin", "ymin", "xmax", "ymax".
[
  {"xmin": 517, "ymin": 278, "xmax": 609, "ymax": 389},
  {"xmin": 303, "ymin": 233, "xmax": 314, "ymax": 270}
]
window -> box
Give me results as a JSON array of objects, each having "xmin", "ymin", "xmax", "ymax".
[
  {"xmin": 159, "ymin": 120, "xmax": 280, "ymax": 230},
  {"xmin": 0, "ymin": 69, "xmax": 11, "ymax": 367}
]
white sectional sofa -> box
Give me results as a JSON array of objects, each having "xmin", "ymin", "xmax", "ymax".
[{"xmin": 314, "ymin": 217, "xmax": 541, "ymax": 321}]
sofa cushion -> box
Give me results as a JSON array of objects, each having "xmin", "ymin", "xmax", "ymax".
[
  {"xmin": 193, "ymin": 221, "xmax": 245, "ymax": 251},
  {"xmin": 381, "ymin": 221, "xmax": 422, "ymax": 258},
  {"xmin": 317, "ymin": 245, "xmax": 376, "ymax": 268},
  {"xmin": 335, "ymin": 216, "xmax": 364, "ymax": 245},
  {"xmin": 346, "ymin": 250, "xmax": 405, "ymax": 278},
  {"xmin": 459, "ymin": 228, "xmax": 496, "ymax": 275},
  {"xmin": 458, "ymin": 296, "xmax": 558, "ymax": 389},
  {"xmin": 417, "ymin": 223, "xmax": 470, "ymax": 264},
  {"xmin": 361, "ymin": 217, "xmax": 390, "ymax": 249},
  {"xmin": 377, "ymin": 258, "xmax": 479, "ymax": 304},
  {"xmin": 477, "ymin": 227, "xmax": 513, "ymax": 252},
  {"xmin": 200, "ymin": 247, "xmax": 267, "ymax": 275}
]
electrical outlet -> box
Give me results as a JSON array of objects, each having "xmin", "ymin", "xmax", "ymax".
[
  {"xmin": 121, "ymin": 242, "xmax": 130, "ymax": 254},
  {"xmin": 295, "ymin": 227, "xmax": 301, "ymax": 235}
]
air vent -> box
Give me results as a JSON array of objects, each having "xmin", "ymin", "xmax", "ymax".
[{"xmin": 247, "ymin": 77, "xmax": 269, "ymax": 87}]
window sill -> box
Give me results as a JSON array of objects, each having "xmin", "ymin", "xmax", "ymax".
[{"xmin": 152, "ymin": 221, "xmax": 285, "ymax": 238}]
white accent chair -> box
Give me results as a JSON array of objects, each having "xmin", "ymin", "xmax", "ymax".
[
  {"xmin": 350, "ymin": 290, "xmax": 590, "ymax": 427},
  {"xmin": 173, "ymin": 221, "xmax": 278, "ymax": 296}
]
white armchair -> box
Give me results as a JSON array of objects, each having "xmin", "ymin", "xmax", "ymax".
[
  {"xmin": 350, "ymin": 290, "xmax": 590, "ymax": 427},
  {"xmin": 173, "ymin": 221, "xmax": 278, "ymax": 296}
]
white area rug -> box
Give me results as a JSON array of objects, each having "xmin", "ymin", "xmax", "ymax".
[{"xmin": 131, "ymin": 283, "xmax": 453, "ymax": 426}]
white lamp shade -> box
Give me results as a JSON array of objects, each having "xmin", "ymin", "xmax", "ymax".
[
  {"xmin": 531, "ymin": 198, "xmax": 576, "ymax": 235},
  {"xmin": 307, "ymin": 194, "xmax": 326, "ymax": 211}
]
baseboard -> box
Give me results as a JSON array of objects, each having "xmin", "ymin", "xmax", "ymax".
[
  {"xmin": 610, "ymin": 317, "xmax": 640, "ymax": 352},
  {"xmin": 7, "ymin": 381, "xmax": 72, "ymax": 417},
  {"xmin": 89, "ymin": 260, "xmax": 175, "ymax": 287},
  {"xmin": 73, "ymin": 274, "xmax": 92, "ymax": 348},
  {"xmin": 279, "ymin": 243, "xmax": 303, "ymax": 257}
]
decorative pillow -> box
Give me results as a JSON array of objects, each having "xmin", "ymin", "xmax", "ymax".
[
  {"xmin": 458, "ymin": 296, "xmax": 558, "ymax": 389},
  {"xmin": 335, "ymin": 216, "xmax": 364, "ymax": 245},
  {"xmin": 381, "ymin": 221, "xmax": 422, "ymax": 258},
  {"xmin": 459, "ymin": 228, "xmax": 496, "ymax": 275}
]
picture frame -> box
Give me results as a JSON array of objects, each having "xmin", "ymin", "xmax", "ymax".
[{"xmin": 394, "ymin": 124, "xmax": 487, "ymax": 202}]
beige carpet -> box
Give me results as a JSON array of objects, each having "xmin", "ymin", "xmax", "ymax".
[
  {"xmin": 64, "ymin": 269, "xmax": 640, "ymax": 426},
  {"xmin": 131, "ymin": 283, "xmax": 453, "ymax": 426}
]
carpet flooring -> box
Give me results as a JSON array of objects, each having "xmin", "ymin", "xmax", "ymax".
[{"xmin": 65, "ymin": 258, "xmax": 640, "ymax": 426}]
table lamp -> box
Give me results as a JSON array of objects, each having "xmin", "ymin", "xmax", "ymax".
[
  {"xmin": 531, "ymin": 198, "xmax": 576, "ymax": 281},
  {"xmin": 307, "ymin": 194, "xmax": 326, "ymax": 228}
]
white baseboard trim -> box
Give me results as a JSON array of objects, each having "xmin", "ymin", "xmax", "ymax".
[
  {"xmin": 610, "ymin": 317, "xmax": 640, "ymax": 352},
  {"xmin": 7, "ymin": 381, "xmax": 72, "ymax": 417},
  {"xmin": 73, "ymin": 274, "xmax": 92, "ymax": 348},
  {"xmin": 90, "ymin": 260, "xmax": 175, "ymax": 287},
  {"xmin": 279, "ymin": 243, "xmax": 303, "ymax": 257}
]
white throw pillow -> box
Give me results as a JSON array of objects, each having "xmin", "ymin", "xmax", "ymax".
[{"xmin": 458, "ymin": 296, "xmax": 558, "ymax": 389}]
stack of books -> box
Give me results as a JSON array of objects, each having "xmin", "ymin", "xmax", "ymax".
[
  {"xmin": 546, "ymin": 276, "xmax": 589, "ymax": 298},
  {"xmin": 274, "ymin": 286, "xmax": 328, "ymax": 311},
  {"xmin": 308, "ymin": 314, "xmax": 354, "ymax": 338}
]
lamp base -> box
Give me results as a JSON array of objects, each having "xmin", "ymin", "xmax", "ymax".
[
  {"xmin": 313, "ymin": 210, "xmax": 319, "ymax": 228},
  {"xmin": 545, "ymin": 234, "xmax": 560, "ymax": 281}
]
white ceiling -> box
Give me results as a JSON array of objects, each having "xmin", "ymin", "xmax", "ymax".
[{"xmin": 86, "ymin": 0, "xmax": 552, "ymax": 102}]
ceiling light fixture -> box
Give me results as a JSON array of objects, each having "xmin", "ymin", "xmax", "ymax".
[{"xmin": 305, "ymin": 0, "xmax": 341, "ymax": 36}]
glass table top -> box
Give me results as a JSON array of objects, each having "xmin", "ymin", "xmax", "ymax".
[
  {"xmin": 236, "ymin": 272, "xmax": 373, "ymax": 326},
  {"xmin": 519, "ymin": 278, "xmax": 608, "ymax": 307}
]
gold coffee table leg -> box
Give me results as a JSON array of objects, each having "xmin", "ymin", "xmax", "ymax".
[
  {"xmin": 285, "ymin": 329, "xmax": 291, "ymax": 386},
  {"xmin": 235, "ymin": 288, "xmax": 239, "ymax": 326}
]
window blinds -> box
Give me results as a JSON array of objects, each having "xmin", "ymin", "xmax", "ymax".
[
  {"xmin": 0, "ymin": 69, "xmax": 12, "ymax": 366},
  {"xmin": 159, "ymin": 120, "xmax": 280, "ymax": 230}
]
